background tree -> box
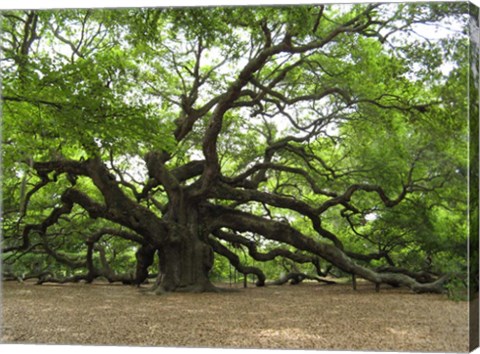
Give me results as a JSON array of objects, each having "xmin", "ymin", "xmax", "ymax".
[{"xmin": 1, "ymin": 3, "xmax": 471, "ymax": 293}]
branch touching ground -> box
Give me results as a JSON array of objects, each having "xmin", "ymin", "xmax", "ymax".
[{"xmin": 206, "ymin": 204, "xmax": 447, "ymax": 293}]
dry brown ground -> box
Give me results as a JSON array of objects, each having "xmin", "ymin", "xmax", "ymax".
[{"xmin": 0, "ymin": 280, "xmax": 469, "ymax": 352}]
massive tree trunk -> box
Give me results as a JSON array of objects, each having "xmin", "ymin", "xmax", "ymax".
[
  {"xmin": 152, "ymin": 204, "xmax": 215, "ymax": 293},
  {"xmin": 155, "ymin": 237, "xmax": 214, "ymax": 293}
]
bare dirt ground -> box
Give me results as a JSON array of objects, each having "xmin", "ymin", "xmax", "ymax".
[{"xmin": 1, "ymin": 280, "xmax": 469, "ymax": 352}]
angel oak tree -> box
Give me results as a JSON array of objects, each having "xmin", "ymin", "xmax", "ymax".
[{"xmin": 1, "ymin": 3, "xmax": 471, "ymax": 293}]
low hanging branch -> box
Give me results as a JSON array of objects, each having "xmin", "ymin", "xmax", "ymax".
[
  {"xmin": 375, "ymin": 265, "xmax": 439, "ymax": 284},
  {"xmin": 208, "ymin": 236, "xmax": 266, "ymax": 286},
  {"xmin": 213, "ymin": 229, "xmax": 326, "ymax": 268},
  {"xmin": 206, "ymin": 204, "xmax": 448, "ymax": 294},
  {"xmin": 269, "ymin": 272, "xmax": 336, "ymax": 286},
  {"xmin": 211, "ymin": 230, "xmax": 337, "ymax": 286}
]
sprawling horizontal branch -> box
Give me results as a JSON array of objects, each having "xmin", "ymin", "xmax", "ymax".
[
  {"xmin": 206, "ymin": 204, "xmax": 359, "ymax": 271},
  {"xmin": 212, "ymin": 182, "xmax": 318, "ymax": 219},
  {"xmin": 61, "ymin": 188, "xmax": 168, "ymax": 248},
  {"xmin": 33, "ymin": 159, "xmax": 90, "ymax": 177},
  {"xmin": 212, "ymin": 229, "xmax": 318, "ymax": 265},
  {"xmin": 209, "ymin": 182, "xmax": 345, "ymax": 248},
  {"xmin": 33, "ymin": 158, "xmax": 170, "ymax": 247},
  {"xmin": 204, "ymin": 204, "xmax": 446, "ymax": 293},
  {"xmin": 211, "ymin": 229, "xmax": 336, "ymax": 285}
]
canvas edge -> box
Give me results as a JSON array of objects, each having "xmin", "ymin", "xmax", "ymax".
[{"xmin": 469, "ymin": 1, "xmax": 480, "ymax": 352}]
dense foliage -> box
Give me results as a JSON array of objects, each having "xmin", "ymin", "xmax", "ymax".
[{"xmin": 1, "ymin": 3, "xmax": 475, "ymax": 294}]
